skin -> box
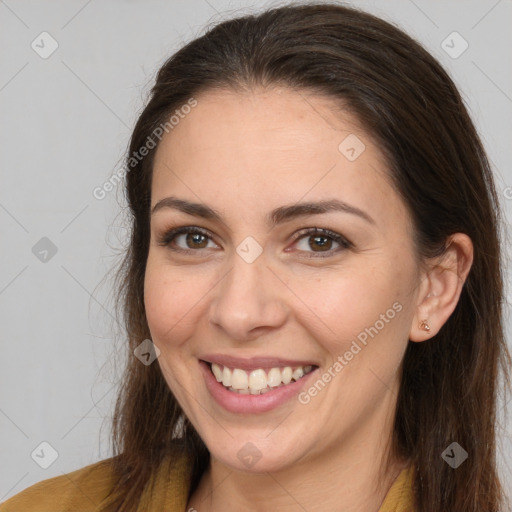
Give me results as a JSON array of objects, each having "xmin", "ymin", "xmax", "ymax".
[{"xmin": 144, "ymin": 86, "xmax": 473, "ymax": 511}]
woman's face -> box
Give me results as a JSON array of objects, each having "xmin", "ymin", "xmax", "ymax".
[{"xmin": 144, "ymin": 87, "xmax": 422, "ymax": 473}]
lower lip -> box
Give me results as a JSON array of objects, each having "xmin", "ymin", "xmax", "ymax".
[{"xmin": 199, "ymin": 360, "xmax": 318, "ymax": 414}]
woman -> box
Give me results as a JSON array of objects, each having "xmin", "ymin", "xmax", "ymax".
[{"xmin": 1, "ymin": 2, "xmax": 510, "ymax": 511}]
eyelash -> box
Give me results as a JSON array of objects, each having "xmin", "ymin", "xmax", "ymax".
[{"xmin": 156, "ymin": 225, "xmax": 353, "ymax": 258}]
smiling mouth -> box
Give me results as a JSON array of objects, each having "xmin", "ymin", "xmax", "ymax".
[{"xmin": 205, "ymin": 361, "xmax": 318, "ymax": 394}]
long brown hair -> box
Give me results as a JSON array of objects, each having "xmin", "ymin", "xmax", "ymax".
[{"xmin": 102, "ymin": 2, "xmax": 511, "ymax": 510}]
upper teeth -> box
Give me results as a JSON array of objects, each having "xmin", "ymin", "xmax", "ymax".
[{"xmin": 210, "ymin": 363, "xmax": 314, "ymax": 394}]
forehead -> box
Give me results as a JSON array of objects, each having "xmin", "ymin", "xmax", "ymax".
[
  {"xmin": 155, "ymin": 86, "xmax": 371, "ymax": 159},
  {"xmin": 151, "ymin": 87, "xmax": 406, "ymax": 230}
]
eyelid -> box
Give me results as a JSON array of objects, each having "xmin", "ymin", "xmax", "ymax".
[
  {"xmin": 156, "ymin": 225, "xmax": 353, "ymax": 257},
  {"xmin": 157, "ymin": 225, "xmax": 218, "ymax": 250},
  {"xmin": 289, "ymin": 227, "xmax": 353, "ymax": 253}
]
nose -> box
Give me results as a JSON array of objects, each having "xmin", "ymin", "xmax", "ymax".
[{"xmin": 208, "ymin": 250, "xmax": 288, "ymax": 342}]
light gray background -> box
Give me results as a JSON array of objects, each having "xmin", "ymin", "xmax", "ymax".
[{"xmin": 1, "ymin": 0, "xmax": 511, "ymax": 503}]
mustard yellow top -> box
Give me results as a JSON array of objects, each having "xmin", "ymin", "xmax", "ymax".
[{"xmin": 0, "ymin": 452, "xmax": 415, "ymax": 511}]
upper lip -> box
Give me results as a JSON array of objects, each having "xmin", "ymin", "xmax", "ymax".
[{"xmin": 200, "ymin": 354, "xmax": 319, "ymax": 371}]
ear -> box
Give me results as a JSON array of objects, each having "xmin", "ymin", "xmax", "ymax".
[{"xmin": 409, "ymin": 233, "xmax": 473, "ymax": 342}]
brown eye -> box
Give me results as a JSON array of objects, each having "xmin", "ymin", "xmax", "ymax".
[
  {"xmin": 158, "ymin": 226, "xmax": 218, "ymax": 253},
  {"xmin": 183, "ymin": 232, "xmax": 209, "ymax": 249},
  {"xmin": 291, "ymin": 227, "xmax": 352, "ymax": 257},
  {"xmin": 158, "ymin": 225, "xmax": 352, "ymax": 258},
  {"xmin": 307, "ymin": 234, "xmax": 333, "ymax": 252}
]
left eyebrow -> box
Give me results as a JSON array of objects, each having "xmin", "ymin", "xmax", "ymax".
[{"xmin": 151, "ymin": 196, "xmax": 376, "ymax": 226}]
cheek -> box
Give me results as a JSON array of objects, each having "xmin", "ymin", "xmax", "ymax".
[
  {"xmin": 290, "ymin": 261, "xmax": 412, "ymax": 359},
  {"xmin": 291, "ymin": 265, "xmax": 392, "ymax": 327},
  {"xmin": 143, "ymin": 261, "xmax": 206, "ymax": 345}
]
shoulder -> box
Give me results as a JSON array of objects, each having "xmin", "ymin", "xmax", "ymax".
[
  {"xmin": 379, "ymin": 464, "xmax": 416, "ymax": 512},
  {"xmin": 0, "ymin": 457, "xmax": 117, "ymax": 512},
  {"xmin": 0, "ymin": 449, "xmax": 195, "ymax": 512}
]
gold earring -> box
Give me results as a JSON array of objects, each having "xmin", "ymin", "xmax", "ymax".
[{"xmin": 419, "ymin": 320, "xmax": 430, "ymax": 332}]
